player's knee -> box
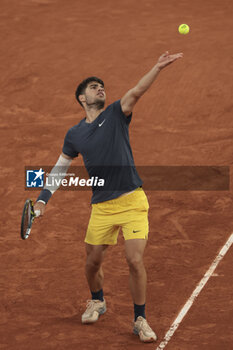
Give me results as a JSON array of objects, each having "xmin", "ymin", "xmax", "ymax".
[
  {"xmin": 126, "ymin": 255, "xmax": 144, "ymax": 272},
  {"xmin": 86, "ymin": 254, "xmax": 102, "ymax": 271}
]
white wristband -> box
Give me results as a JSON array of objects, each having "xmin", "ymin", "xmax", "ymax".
[{"xmin": 37, "ymin": 200, "xmax": 46, "ymax": 205}]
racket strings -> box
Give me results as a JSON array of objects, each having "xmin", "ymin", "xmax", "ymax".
[{"xmin": 22, "ymin": 201, "xmax": 33, "ymax": 239}]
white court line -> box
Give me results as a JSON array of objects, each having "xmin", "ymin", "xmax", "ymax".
[{"xmin": 156, "ymin": 233, "xmax": 233, "ymax": 350}]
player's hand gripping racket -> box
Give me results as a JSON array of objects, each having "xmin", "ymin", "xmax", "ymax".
[{"xmin": 21, "ymin": 199, "xmax": 39, "ymax": 240}]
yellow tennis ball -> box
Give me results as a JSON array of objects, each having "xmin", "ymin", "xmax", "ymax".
[{"xmin": 178, "ymin": 24, "xmax": 190, "ymax": 35}]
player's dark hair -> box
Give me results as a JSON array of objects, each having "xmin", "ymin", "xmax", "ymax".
[{"xmin": 75, "ymin": 77, "xmax": 104, "ymax": 107}]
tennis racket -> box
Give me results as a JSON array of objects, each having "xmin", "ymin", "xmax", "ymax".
[{"xmin": 21, "ymin": 199, "xmax": 36, "ymax": 240}]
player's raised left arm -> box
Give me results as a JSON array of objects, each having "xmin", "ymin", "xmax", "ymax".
[{"xmin": 120, "ymin": 51, "xmax": 183, "ymax": 116}]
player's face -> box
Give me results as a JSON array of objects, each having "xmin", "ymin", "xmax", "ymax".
[{"xmin": 84, "ymin": 82, "xmax": 106, "ymax": 107}]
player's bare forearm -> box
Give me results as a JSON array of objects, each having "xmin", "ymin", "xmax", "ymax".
[
  {"xmin": 133, "ymin": 64, "xmax": 161, "ymax": 98},
  {"xmin": 121, "ymin": 51, "xmax": 183, "ymax": 116},
  {"xmin": 134, "ymin": 51, "xmax": 183, "ymax": 97}
]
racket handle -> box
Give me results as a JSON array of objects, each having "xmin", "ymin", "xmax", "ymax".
[{"xmin": 34, "ymin": 210, "xmax": 41, "ymax": 217}]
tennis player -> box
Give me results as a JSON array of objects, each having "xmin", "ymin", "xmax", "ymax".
[{"xmin": 34, "ymin": 51, "xmax": 183, "ymax": 342}]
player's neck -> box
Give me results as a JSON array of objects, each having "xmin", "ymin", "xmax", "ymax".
[{"xmin": 84, "ymin": 106, "xmax": 104, "ymax": 124}]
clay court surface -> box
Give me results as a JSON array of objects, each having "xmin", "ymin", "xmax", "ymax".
[{"xmin": 1, "ymin": 0, "xmax": 233, "ymax": 349}]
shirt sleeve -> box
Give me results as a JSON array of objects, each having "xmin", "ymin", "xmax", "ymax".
[
  {"xmin": 112, "ymin": 100, "xmax": 132, "ymax": 125},
  {"xmin": 62, "ymin": 129, "xmax": 79, "ymax": 158}
]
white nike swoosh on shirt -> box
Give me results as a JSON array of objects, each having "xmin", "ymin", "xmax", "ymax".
[{"xmin": 99, "ymin": 120, "xmax": 106, "ymax": 127}]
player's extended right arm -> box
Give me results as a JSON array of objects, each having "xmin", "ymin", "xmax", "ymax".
[
  {"xmin": 34, "ymin": 152, "xmax": 73, "ymax": 217},
  {"xmin": 120, "ymin": 51, "xmax": 183, "ymax": 116}
]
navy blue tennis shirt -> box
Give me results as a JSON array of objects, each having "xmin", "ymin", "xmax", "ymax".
[{"xmin": 62, "ymin": 100, "xmax": 142, "ymax": 203}]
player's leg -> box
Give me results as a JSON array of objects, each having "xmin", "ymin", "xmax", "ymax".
[
  {"xmin": 85, "ymin": 243, "xmax": 108, "ymax": 295},
  {"xmin": 125, "ymin": 238, "xmax": 147, "ymax": 306},
  {"xmin": 122, "ymin": 189, "xmax": 149, "ymax": 308},
  {"xmin": 121, "ymin": 189, "xmax": 157, "ymax": 342}
]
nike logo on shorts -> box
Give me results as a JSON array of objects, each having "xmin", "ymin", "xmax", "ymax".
[
  {"xmin": 133, "ymin": 230, "xmax": 140, "ymax": 233},
  {"xmin": 99, "ymin": 120, "xmax": 106, "ymax": 127}
]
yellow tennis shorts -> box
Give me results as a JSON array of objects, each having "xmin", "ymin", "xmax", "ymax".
[{"xmin": 85, "ymin": 188, "xmax": 149, "ymax": 245}]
